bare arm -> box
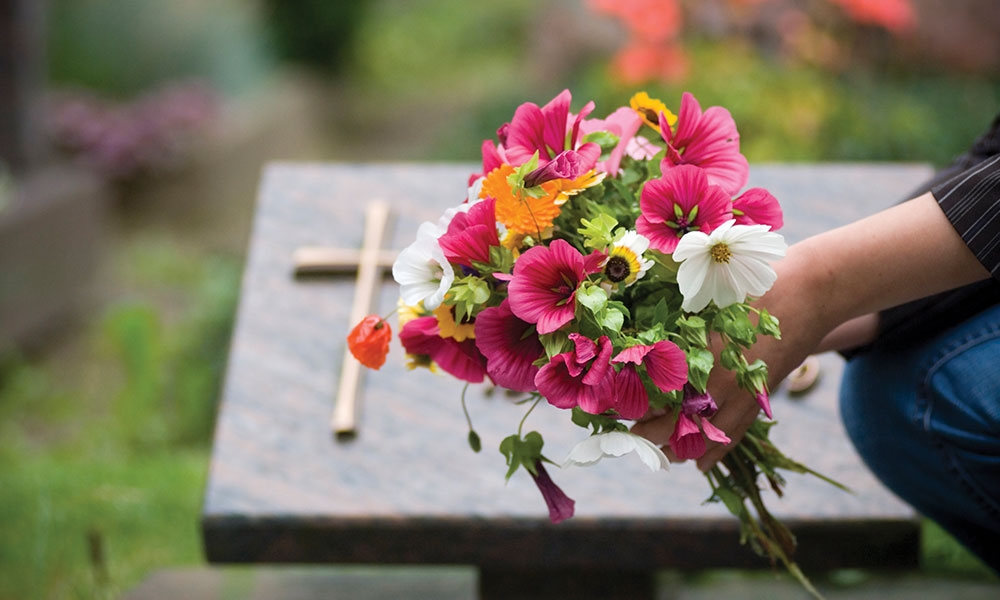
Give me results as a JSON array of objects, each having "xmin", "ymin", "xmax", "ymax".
[{"xmin": 633, "ymin": 192, "xmax": 992, "ymax": 469}]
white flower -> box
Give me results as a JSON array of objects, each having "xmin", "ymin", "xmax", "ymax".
[
  {"xmin": 563, "ymin": 431, "xmax": 670, "ymax": 472},
  {"xmin": 673, "ymin": 219, "xmax": 786, "ymax": 313},
  {"xmin": 391, "ymin": 222, "xmax": 454, "ymax": 310}
]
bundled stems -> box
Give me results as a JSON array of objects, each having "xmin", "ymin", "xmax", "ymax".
[{"xmin": 707, "ymin": 428, "xmax": 830, "ymax": 600}]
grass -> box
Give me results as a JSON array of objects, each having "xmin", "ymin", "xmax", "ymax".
[{"xmin": 0, "ymin": 237, "xmax": 240, "ymax": 599}]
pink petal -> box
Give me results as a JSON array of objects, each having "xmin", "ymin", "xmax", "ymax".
[
  {"xmin": 398, "ymin": 317, "xmax": 487, "ymax": 384},
  {"xmin": 644, "ymin": 340, "xmax": 688, "ymax": 392},
  {"xmin": 669, "ymin": 412, "xmax": 706, "ymax": 460},
  {"xmin": 733, "ymin": 187, "xmax": 784, "ymax": 230},
  {"xmin": 531, "ymin": 462, "xmax": 575, "ymax": 523},
  {"xmin": 474, "ymin": 300, "xmax": 542, "ymax": 392},
  {"xmin": 699, "ymin": 417, "xmax": 732, "ymax": 445},
  {"xmin": 614, "ymin": 366, "xmax": 650, "ymax": 420},
  {"xmin": 755, "ymin": 390, "xmax": 773, "ymax": 420}
]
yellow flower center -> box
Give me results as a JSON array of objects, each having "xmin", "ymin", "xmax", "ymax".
[{"xmin": 710, "ymin": 243, "xmax": 732, "ymax": 264}]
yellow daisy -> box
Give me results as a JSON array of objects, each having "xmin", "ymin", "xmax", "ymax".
[{"xmin": 630, "ymin": 91, "xmax": 677, "ymax": 133}]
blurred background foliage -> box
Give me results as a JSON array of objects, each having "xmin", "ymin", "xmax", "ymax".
[{"xmin": 2, "ymin": 0, "xmax": 998, "ymax": 598}]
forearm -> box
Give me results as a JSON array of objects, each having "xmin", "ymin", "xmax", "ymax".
[{"xmin": 781, "ymin": 191, "xmax": 990, "ymax": 334}]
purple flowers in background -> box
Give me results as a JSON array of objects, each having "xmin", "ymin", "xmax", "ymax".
[{"xmin": 46, "ymin": 81, "xmax": 218, "ymax": 181}]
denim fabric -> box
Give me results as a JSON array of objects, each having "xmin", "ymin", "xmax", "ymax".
[{"xmin": 841, "ymin": 303, "xmax": 1000, "ymax": 574}]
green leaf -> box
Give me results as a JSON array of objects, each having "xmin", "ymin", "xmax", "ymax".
[
  {"xmin": 755, "ymin": 308, "xmax": 781, "ymax": 339},
  {"xmin": 686, "ymin": 347, "xmax": 714, "ymax": 391},
  {"xmin": 578, "ymin": 213, "xmax": 618, "ymax": 250},
  {"xmin": 677, "ymin": 314, "xmax": 707, "ymax": 348},
  {"xmin": 720, "ymin": 342, "xmax": 745, "ymax": 371},
  {"xmin": 713, "ymin": 305, "xmax": 757, "ymax": 347},
  {"xmin": 576, "ymin": 283, "xmax": 608, "ymax": 314},
  {"xmin": 598, "ymin": 307, "xmax": 625, "ymax": 333},
  {"xmin": 713, "ymin": 487, "xmax": 748, "ymax": 519},
  {"xmin": 499, "ymin": 431, "xmax": 547, "ymax": 479},
  {"xmin": 539, "ymin": 330, "xmax": 569, "ymax": 360},
  {"xmin": 581, "ymin": 130, "xmax": 621, "ymax": 159}
]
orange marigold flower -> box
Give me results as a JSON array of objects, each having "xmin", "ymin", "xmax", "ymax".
[
  {"xmin": 482, "ymin": 165, "xmax": 564, "ymax": 238},
  {"xmin": 347, "ymin": 314, "xmax": 392, "ymax": 370}
]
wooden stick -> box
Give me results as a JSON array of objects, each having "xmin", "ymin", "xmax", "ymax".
[
  {"xmin": 333, "ymin": 200, "xmax": 391, "ymax": 437},
  {"xmin": 293, "ymin": 247, "xmax": 397, "ymax": 275}
]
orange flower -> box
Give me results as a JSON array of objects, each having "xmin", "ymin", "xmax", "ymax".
[
  {"xmin": 347, "ymin": 314, "xmax": 392, "ymax": 370},
  {"xmin": 482, "ymin": 165, "xmax": 565, "ymax": 238}
]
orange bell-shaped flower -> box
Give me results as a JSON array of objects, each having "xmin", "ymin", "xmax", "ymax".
[{"xmin": 347, "ymin": 314, "xmax": 392, "ymax": 370}]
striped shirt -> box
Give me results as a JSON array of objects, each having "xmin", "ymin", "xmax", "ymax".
[{"xmin": 934, "ymin": 153, "xmax": 1000, "ymax": 278}]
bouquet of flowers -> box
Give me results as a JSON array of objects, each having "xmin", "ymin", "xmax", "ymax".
[{"xmin": 348, "ymin": 89, "xmax": 845, "ymax": 595}]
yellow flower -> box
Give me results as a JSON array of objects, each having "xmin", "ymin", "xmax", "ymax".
[
  {"xmin": 630, "ymin": 91, "xmax": 677, "ymax": 133},
  {"xmin": 433, "ymin": 303, "xmax": 476, "ymax": 342}
]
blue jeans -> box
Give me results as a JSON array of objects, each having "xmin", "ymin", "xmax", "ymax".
[{"xmin": 840, "ymin": 303, "xmax": 1000, "ymax": 574}]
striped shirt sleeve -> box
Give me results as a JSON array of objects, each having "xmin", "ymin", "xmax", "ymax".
[{"xmin": 932, "ymin": 153, "xmax": 1000, "ymax": 279}]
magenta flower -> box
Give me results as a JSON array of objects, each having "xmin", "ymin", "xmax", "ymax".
[
  {"xmin": 579, "ymin": 106, "xmax": 644, "ymax": 176},
  {"xmin": 637, "ymin": 165, "xmax": 733, "ymax": 254},
  {"xmin": 732, "ymin": 187, "xmax": 784, "ymax": 230},
  {"xmin": 659, "ymin": 92, "xmax": 749, "ymax": 196},
  {"xmin": 437, "ymin": 197, "xmax": 500, "ymax": 268},
  {"xmin": 755, "ymin": 390, "xmax": 773, "ymax": 420},
  {"xmin": 668, "ymin": 385, "xmax": 731, "ymax": 460},
  {"xmin": 530, "ymin": 461, "xmax": 575, "ymax": 523},
  {"xmin": 398, "ymin": 316, "xmax": 488, "ymax": 384},
  {"xmin": 535, "ymin": 334, "xmax": 616, "ymax": 415},
  {"xmin": 502, "ymin": 89, "xmax": 600, "ymax": 171},
  {"xmin": 507, "ymin": 239, "xmax": 605, "ymax": 334},
  {"xmin": 474, "ymin": 300, "xmax": 544, "ymax": 392},
  {"xmin": 611, "ymin": 341, "xmax": 689, "ymax": 419},
  {"xmin": 523, "ymin": 147, "xmax": 601, "ymax": 187}
]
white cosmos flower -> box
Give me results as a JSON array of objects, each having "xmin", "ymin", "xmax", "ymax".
[
  {"xmin": 391, "ymin": 221, "xmax": 454, "ymax": 311},
  {"xmin": 563, "ymin": 431, "xmax": 670, "ymax": 472},
  {"xmin": 673, "ymin": 219, "xmax": 786, "ymax": 313}
]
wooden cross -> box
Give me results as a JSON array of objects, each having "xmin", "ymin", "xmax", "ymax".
[{"xmin": 293, "ymin": 200, "xmax": 396, "ymax": 439}]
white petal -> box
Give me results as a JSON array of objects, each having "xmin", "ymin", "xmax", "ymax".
[
  {"xmin": 391, "ymin": 232, "xmax": 453, "ymax": 311},
  {"xmin": 630, "ymin": 436, "xmax": 671, "ymax": 472},
  {"xmin": 707, "ymin": 261, "xmax": 744, "ymax": 308},
  {"xmin": 563, "ymin": 435, "xmax": 607, "ymax": 467},
  {"xmin": 598, "ymin": 431, "xmax": 638, "ymax": 457},
  {"xmin": 671, "ymin": 230, "xmax": 710, "ymax": 262},
  {"xmin": 728, "ymin": 255, "xmax": 777, "ymax": 297}
]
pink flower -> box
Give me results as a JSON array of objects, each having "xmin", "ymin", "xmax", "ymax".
[
  {"xmin": 502, "ymin": 89, "xmax": 600, "ymax": 171},
  {"xmin": 732, "ymin": 188, "xmax": 783, "ymax": 230},
  {"xmin": 535, "ymin": 334, "xmax": 616, "ymax": 415},
  {"xmin": 659, "ymin": 92, "xmax": 749, "ymax": 195},
  {"xmin": 437, "ymin": 198, "xmax": 500, "ymax": 268},
  {"xmin": 668, "ymin": 386, "xmax": 731, "ymax": 460},
  {"xmin": 398, "ymin": 316, "xmax": 488, "ymax": 384},
  {"xmin": 611, "ymin": 341, "xmax": 689, "ymax": 419},
  {"xmin": 474, "ymin": 300, "xmax": 544, "ymax": 392},
  {"xmin": 756, "ymin": 389, "xmax": 773, "ymax": 420},
  {"xmin": 637, "ymin": 165, "xmax": 732, "ymax": 254},
  {"xmin": 579, "ymin": 106, "xmax": 644, "ymax": 176},
  {"xmin": 507, "ymin": 239, "xmax": 605, "ymax": 335},
  {"xmin": 530, "ymin": 461, "xmax": 575, "ymax": 523},
  {"xmin": 523, "ymin": 148, "xmax": 601, "ymax": 187}
]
